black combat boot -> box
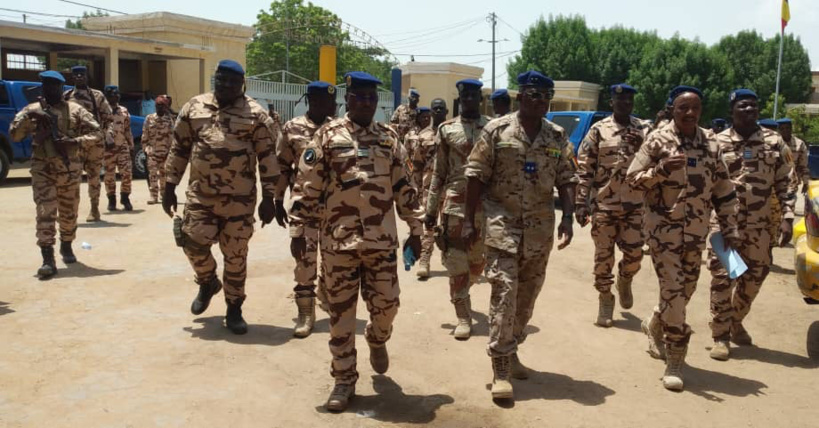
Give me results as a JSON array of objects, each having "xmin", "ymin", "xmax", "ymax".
[
  {"xmin": 37, "ymin": 246, "xmax": 57, "ymax": 280},
  {"xmin": 190, "ymin": 276, "xmax": 222, "ymax": 315},
  {"xmin": 59, "ymin": 241, "xmax": 77, "ymax": 264},
  {"xmin": 225, "ymin": 301, "xmax": 248, "ymax": 335},
  {"xmin": 107, "ymin": 194, "xmax": 117, "ymax": 211},
  {"xmin": 120, "ymin": 192, "xmax": 133, "ymax": 212}
]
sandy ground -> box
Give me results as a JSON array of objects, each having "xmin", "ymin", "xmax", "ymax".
[{"xmin": 1, "ymin": 170, "xmax": 818, "ymax": 428}]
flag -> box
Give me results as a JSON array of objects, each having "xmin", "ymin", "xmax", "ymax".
[{"xmin": 781, "ymin": 0, "xmax": 791, "ymax": 31}]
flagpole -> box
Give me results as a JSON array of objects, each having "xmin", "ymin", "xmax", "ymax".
[{"xmin": 774, "ymin": 29, "xmax": 785, "ymax": 119}]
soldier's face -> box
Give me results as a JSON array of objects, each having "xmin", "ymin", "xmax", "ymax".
[
  {"xmin": 493, "ymin": 99, "xmax": 510, "ymax": 116},
  {"xmin": 611, "ymin": 93, "xmax": 634, "ymax": 117},
  {"xmin": 73, "ymin": 72, "xmax": 88, "ymax": 88},
  {"xmin": 157, "ymin": 104, "xmax": 169, "ymax": 115},
  {"xmin": 459, "ymin": 88, "xmax": 482, "ymax": 116},
  {"xmin": 346, "ymin": 86, "xmax": 378, "ymax": 125},
  {"xmin": 517, "ymin": 87, "xmax": 551, "ymax": 119},
  {"xmin": 779, "ymin": 123, "xmax": 792, "ymax": 140},
  {"xmin": 671, "ymin": 93, "xmax": 702, "ymax": 134},
  {"xmin": 731, "ymin": 98, "xmax": 759, "ymax": 128},
  {"xmin": 105, "ymin": 92, "xmax": 120, "ymax": 105},
  {"xmin": 417, "ymin": 112, "xmax": 431, "ymax": 129},
  {"xmin": 431, "ymin": 101, "xmax": 448, "ymax": 122},
  {"xmin": 42, "ymin": 79, "xmax": 63, "ymax": 104},
  {"xmin": 214, "ymin": 71, "xmax": 244, "ymax": 104},
  {"xmin": 409, "ymin": 94, "xmax": 419, "ymax": 107},
  {"xmin": 308, "ymin": 94, "xmax": 336, "ymax": 120}
]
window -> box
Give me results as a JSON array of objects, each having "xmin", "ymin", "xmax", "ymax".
[
  {"xmin": 550, "ymin": 115, "xmax": 581, "ymax": 137},
  {"xmin": 6, "ymin": 53, "xmax": 47, "ymax": 71}
]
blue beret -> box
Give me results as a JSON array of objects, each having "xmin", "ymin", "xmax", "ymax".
[
  {"xmin": 610, "ymin": 83, "xmax": 637, "ymax": 95},
  {"xmin": 666, "ymin": 97, "xmax": 673, "ymax": 107},
  {"xmin": 758, "ymin": 119, "xmax": 779, "ymax": 129},
  {"xmin": 490, "ymin": 89, "xmax": 509, "ymax": 100},
  {"xmin": 416, "ymin": 107, "xmax": 431, "ymax": 114},
  {"xmin": 71, "ymin": 65, "xmax": 87, "ymax": 74},
  {"xmin": 216, "ymin": 59, "xmax": 245, "ymax": 76},
  {"xmin": 409, "ymin": 89, "xmax": 420, "ymax": 97},
  {"xmin": 517, "ymin": 71, "xmax": 554, "ymax": 88},
  {"xmin": 456, "ymin": 79, "xmax": 483, "ymax": 92},
  {"xmin": 729, "ymin": 88, "xmax": 757, "ymax": 104},
  {"xmin": 307, "ymin": 81, "xmax": 335, "ymax": 96},
  {"xmin": 668, "ymin": 85, "xmax": 703, "ymax": 102},
  {"xmin": 344, "ymin": 71, "xmax": 382, "ymax": 87},
  {"xmin": 776, "ymin": 118, "xmax": 793, "ymax": 125},
  {"xmin": 104, "ymin": 85, "xmax": 119, "ymax": 93},
  {"xmin": 711, "ymin": 118, "xmax": 727, "ymax": 126},
  {"xmin": 39, "ymin": 70, "xmax": 65, "ymax": 83}
]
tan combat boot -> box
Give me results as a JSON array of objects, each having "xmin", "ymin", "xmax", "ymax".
[
  {"xmin": 293, "ymin": 296, "xmax": 316, "ymax": 338},
  {"xmin": 662, "ymin": 345, "xmax": 687, "ymax": 391},
  {"xmin": 615, "ymin": 276, "xmax": 634, "ymax": 309},
  {"xmin": 453, "ymin": 297, "xmax": 472, "ymax": 340},
  {"xmin": 595, "ymin": 292, "xmax": 615, "ymax": 328},
  {"xmin": 326, "ymin": 383, "xmax": 355, "ymax": 412},
  {"xmin": 731, "ymin": 323, "xmax": 753, "ymax": 346},
  {"xmin": 510, "ymin": 353, "xmax": 529, "ymax": 380},
  {"xmin": 417, "ymin": 256, "xmax": 430, "ymax": 279},
  {"xmin": 86, "ymin": 203, "xmax": 101, "ymax": 222},
  {"xmin": 641, "ymin": 315, "xmax": 666, "ymax": 360},
  {"xmin": 491, "ymin": 356, "xmax": 514, "ymax": 399},
  {"xmin": 710, "ymin": 340, "xmax": 730, "ymax": 361},
  {"xmin": 369, "ymin": 343, "xmax": 389, "ymax": 374}
]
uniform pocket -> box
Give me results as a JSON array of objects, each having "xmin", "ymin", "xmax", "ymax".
[{"xmin": 373, "ymin": 147, "xmax": 392, "ymax": 176}]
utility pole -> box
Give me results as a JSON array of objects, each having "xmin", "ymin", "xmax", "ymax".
[
  {"xmin": 22, "ymin": 14, "xmax": 26, "ymax": 24},
  {"xmin": 478, "ymin": 13, "xmax": 506, "ymax": 91}
]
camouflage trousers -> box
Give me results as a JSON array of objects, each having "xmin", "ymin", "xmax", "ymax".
[
  {"xmin": 419, "ymin": 227, "xmax": 435, "ymax": 265},
  {"xmin": 31, "ymin": 158, "xmax": 81, "ymax": 247},
  {"xmin": 486, "ymin": 236, "xmax": 553, "ymax": 357},
  {"xmin": 322, "ymin": 247, "xmax": 399, "ymax": 385},
  {"xmin": 293, "ymin": 226, "xmax": 319, "ymax": 297},
  {"xmin": 181, "ymin": 193, "xmax": 256, "ymax": 305},
  {"xmin": 648, "ymin": 238, "xmax": 703, "ymax": 346},
  {"xmin": 442, "ymin": 215, "xmax": 485, "ymax": 302},
  {"xmin": 770, "ymin": 196, "xmax": 782, "ymax": 247},
  {"xmin": 707, "ymin": 228, "xmax": 772, "ymax": 340},
  {"xmin": 103, "ymin": 145, "xmax": 132, "ymax": 195},
  {"xmin": 80, "ymin": 140, "xmax": 104, "ymax": 205},
  {"xmin": 147, "ymin": 152, "xmax": 168, "ymax": 201},
  {"xmin": 591, "ymin": 209, "xmax": 644, "ymax": 293}
]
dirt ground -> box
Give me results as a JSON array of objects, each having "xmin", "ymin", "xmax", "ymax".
[{"xmin": 1, "ymin": 171, "xmax": 818, "ymax": 428}]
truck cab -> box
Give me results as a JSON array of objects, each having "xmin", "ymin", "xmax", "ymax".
[{"xmin": 546, "ymin": 111, "xmax": 611, "ymax": 154}]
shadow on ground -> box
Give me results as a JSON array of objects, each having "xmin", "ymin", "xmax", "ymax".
[
  {"xmin": 684, "ymin": 364, "xmax": 768, "ymax": 402},
  {"xmin": 507, "ymin": 368, "xmax": 616, "ymax": 406},
  {"xmin": 439, "ymin": 310, "xmax": 541, "ymax": 338},
  {"xmin": 0, "ymin": 301, "xmax": 14, "ymax": 316},
  {"xmin": 33, "ymin": 261, "xmax": 125, "ymax": 279},
  {"xmin": 104, "ymin": 209, "xmax": 147, "ymax": 215},
  {"xmin": 184, "ymin": 316, "xmax": 293, "ymax": 346},
  {"xmin": 730, "ymin": 344, "xmax": 818, "ymax": 369},
  {"xmin": 77, "ymin": 220, "xmax": 132, "ymax": 228},
  {"xmin": 615, "ymin": 312, "xmax": 643, "ymax": 332}
]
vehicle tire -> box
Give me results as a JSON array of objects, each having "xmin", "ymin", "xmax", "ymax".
[
  {"xmin": 808, "ymin": 321, "xmax": 819, "ymax": 360},
  {"xmin": 0, "ymin": 150, "xmax": 10, "ymax": 185},
  {"xmin": 132, "ymin": 140, "xmax": 148, "ymax": 180}
]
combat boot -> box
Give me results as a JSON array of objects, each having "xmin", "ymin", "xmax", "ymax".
[
  {"xmin": 190, "ymin": 276, "xmax": 222, "ymax": 315},
  {"xmin": 595, "ymin": 292, "xmax": 615, "ymax": 328},
  {"xmin": 59, "ymin": 241, "xmax": 76, "ymax": 264},
  {"xmin": 120, "ymin": 192, "xmax": 133, "ymax": 211},
  {"xmin": 369, "ymin": 343, "xmax": 389, "ymax": 374},
  {"xmin": 641, "ymin": 315, "xmax": 666, "ymax": 360},
  {"xmin": 225, "ymin": 301, "xmax": 248, "ymax": 335},
  {"xmin": 731, "ymin": 323, "xmax": 753, "ymax": 346},
  {"xmin": 86, "ymin": 204, "xmax": 101, "ymax": 222},
  {"xmin": 510, "ymin": 353, "xmax": 530, "ymax": 380},
  {"xmin": 293, "ymin": 296, "xmax": 316, "ymax": 338},
  {"xmin": 417, "ymin": 250, "xmax": 431, "ymax": 279},
  {"xmin": 326, "ymin": 383, "xmax": 355, "ymax": 412},
  {"xmin": 491, "ymin": 356, "xmax": 514, "ymax": 399},
  {"xmin": 616, "ymin": 276, "xmax": 634, "ymax": 309},
  {"xmin": 453, "ymin": 297, "xmax": 472, "ymax": 340},
  {"xmin": 147, "ymin": 197, "xmax": 159, "ymax": 205},
  {"xmin": 710, "ymin": 340, "xmax": 730, "ymax": 361},
  {"xmin": 662, "ymin": 345, "xmax": 687, "ymax": 391},
  {"xmin": 107, "ymin": 194, "xmax": 117, "ymax": 211},
  {"xmin": 37, "ymin": 246, "xmax": 57, "ymax": 280}
]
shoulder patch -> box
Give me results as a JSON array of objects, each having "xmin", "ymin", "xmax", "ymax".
[{"xmin": 303, "ymin": 148, "xmax": 317, "ymax": 165}]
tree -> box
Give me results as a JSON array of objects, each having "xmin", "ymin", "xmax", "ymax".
[
  {"xmin": 786, "ymin": 106, "xmax": 819, "ymax": 144},
  {"xmin": 247, "ymin": 0, "xmax": 393, "ymax": 85},
  {"xmin": 65, "ymin": 10, "xmax": 108, "ymax": 30},
  {"xmin": 592, "ymin": 26, "xmax": 660, "ymax": 107}
]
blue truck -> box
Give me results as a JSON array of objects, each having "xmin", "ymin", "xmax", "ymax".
[
  {"xmin": 0, "ymin": 80, "xmax": 147, "ymax": 184},
  {"xmin": 546, "ymin": 111, "xmax": 611, "ymax": 154}
]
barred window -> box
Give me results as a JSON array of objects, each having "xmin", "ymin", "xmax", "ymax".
[{"xmin": 6, "ymin": 54, "xmax": 46, "ymax": 71}]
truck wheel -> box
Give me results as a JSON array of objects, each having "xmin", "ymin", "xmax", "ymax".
[
  {"xmin": 0, "ymin": 150, "xmax": 9, "ymax": 185},
  {"xmin": 808, "ymin": 321, "xmax": 819, "ymax": 360},
  {"xmin": 132, "ymin": 145, "xmax": 148, "ymax": 180}
]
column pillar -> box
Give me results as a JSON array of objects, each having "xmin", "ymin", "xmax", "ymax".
[{"xmin": 105, "ymin": 47, "xmax": 119, "ymax": 85}]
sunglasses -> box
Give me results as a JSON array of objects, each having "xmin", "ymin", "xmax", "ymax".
[
  {"xmin": 348, "ymin": 92, "xmax": 379, "ymax": 103},
  {"xmin": 523, "ymin": 88, "xmax": 555, "ymax": 100}
]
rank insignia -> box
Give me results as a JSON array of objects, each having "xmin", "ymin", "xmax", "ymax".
[
  {"xmin": 546, "ymin": 148, "xmax": 562, "ymax": 158},
  {"xmin": 524, "ymin": 161, "xmax": 537, "ymax": 173},
  {"xmin": 687, "ymin": 157, "xmax": 697, "ymax": 167}
]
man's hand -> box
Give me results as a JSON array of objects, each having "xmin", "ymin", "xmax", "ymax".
[
  {"xmin": 661, "ymin": 153, "xmax": 687, "ymax": 173},
  {"xmin": 258, "ymin": 197, "xmax": 275, "ymax": 228},
  {"xmin": 162, "ymin": 183, "xmax": 177, "ymax": 218},
  {"xmin": 557, "ymin": 216, "xmax": 574, "ymax": 250},
  {"xmin": 575, "ymin": 206, "xmax": 590, "ymax": 227},
  {"xmin": 424, "ymin": 213, "xmax": 437, "ymax": 229},
  {"xmin": 405, "ymin": 234, "xmax": 421, "ymax": 258},
  {"xmin": 274, "ymin": 200, "xmax": 288, "ymax": 228},
  {"xmin": 780, "ymin": 219, "xmax": 794, "ymax": 247},
  {"xmin": 461, "ymin": 219, "xmax": 479, "ymax": 246},
  {"xmin": 27, "ymin": 110, "xmax": 50, "ymax": 122},
  {"xmin": 290, "ymin": 237, "xmax": 306, "ymax": 259}
]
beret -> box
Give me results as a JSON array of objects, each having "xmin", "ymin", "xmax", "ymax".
[
  {"xmin": 490, "ymin": 89, "xmax": 510, "ymax": 100},
  {"xmin": 729, "ymin": 88, "xmax": 758, "ymax": 104},
  {"xmin": 39, "ymin": 70, "xmax": 65, "ymax": 83},
  {"xmin": 456, "ymin": 78, "xmax": 483, "ymax": 92},
  {"xmin": 610, "ymin": 83, "xmax": 637, "ymax": 95},
  {"xmin": 71, "ymin": 65, "xmax": 87, "ymax": 73},
  {"xmin": 216, "ymin": 59, "xmax": 245, "ymax": 76},
  {"xmin": 344, "ymin": 71, "xmax": 382, "ymax": 87},
  {"xmin": 517, "ymin": 71, "xmax": 554, "ymax": 88},
  {"xmin": 307, "ymin": 80, "xmax": 336, "ymax": 95},
  {"xmin": 668, "ymin": 85, "xmax": 703, "ymax": 102}
]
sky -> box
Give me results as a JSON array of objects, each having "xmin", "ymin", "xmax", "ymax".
[{"xmin": 3, "ymin": 0, "xmax": 816, "ymax": 88}]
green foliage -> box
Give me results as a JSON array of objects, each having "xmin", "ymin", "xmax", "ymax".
[
  {"xmin": 760, "ymin": 93, "xmax": 787, "ymax": 119},
  {"xmin": 247, "ymin": 0, "xmax": 393, "ymax": 85},
  {"xmin": 64, "ymin": 10, "xmax": 108, "ymax": 30},
  {"xmin": 785, "ymin": 106, "xmax": 819, "ymax": 144}
]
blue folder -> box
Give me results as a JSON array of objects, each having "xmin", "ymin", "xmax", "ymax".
[{"xmin": 709, "ymin": 232, "xmax": 748, "ymax": 279}]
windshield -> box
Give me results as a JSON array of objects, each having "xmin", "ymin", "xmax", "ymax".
[{"xmin": 550, "ymin": 115, "xmax": 581, "ymax": 136}]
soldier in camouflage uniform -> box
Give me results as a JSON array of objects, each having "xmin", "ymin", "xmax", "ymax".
[
  {"xmin": 777, "ymin": 118, "xmax": 809, "ymax": 194},
  {"xmin": 411, "ymin": 99, "xmax": 448, "ymax": 279},
  {"xmin": 390, "ymin": 88, "xmax": 420, "ymax": 145},
  {"xmin": 163, "ymin": 60, "xmax": 280, "ymax": 335},
  {"xmin": 64, "ymin": 65, "xmax": 112, "ymax": 222},
  {"xmin": 274, "ymin": 81, "xmax": 337, "ymax": 338},
  {"xmin": 465, "ymin": 71, "xmax": 578, "ymax": 401},
  {"xmin": 10, "ymin": 71, "xmax": 102, "ymax": 279},
  {"xmin": 707, "ymin": 90, "xmax": 795, "ymax": 361},
  {"xmin": 425, "ymin": 79, "xmax": 490, "ymax": 340},
  {"xmin": 289, "ymin": 72, "xmax": 423, "ymax": 412},
  {"xmin": 576, "ymin": 84, "xmax": 649, "ymax": 328},
  {"xmin": 490, "ymin": 89, "xmax": 512, "ymax": 117},
  {"xmin": 142, "ymin": 95, "xmax": 174, "ymax": 205},
  {"xmin": 102, "ymin": 86, "xmax": 134, "ymax": 212},
  {"xmin": 626, "ymin": 86, "xmax": 739, "ymax": 391}
]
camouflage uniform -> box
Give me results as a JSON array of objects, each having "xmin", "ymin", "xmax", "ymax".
[
  {"xmin": 289, "ymin": 114, "xmax": 424, "ymax": 386},
  {"xmin": 626, "ymin": 122, "xmax": 738, "ymax": 349},
  {"xmin": 390, "ymin": 104, "xmax": 418, "ymax": 145},
  {"xmin": 408, "ymin": 125, "xmax": 438, "ymax": 267},
  {"xmin": 142, "ymin": 112, "xmax": 175, "ymax": 201},
  {"xmin": 10, "ymin": 100, "xmax": 102, "ymax": 246},
  {"xmin": 166, "ymin": 93, "xmax": 280, "ymax": 306},
  {"xmin": 464, "ymin": 114, "xmax": 578, "ymax": 357},
  {"xmin": 576, "ymin": 116, "xmax": 648, "ymax": 295},
  {"xmin": 786, "ymin": 135, "xmax": 810, "ymax": 189},
  {"xmin": 707, "ymin": 127, "xmax": 795, "ymax": 341},
  {"xmin": 64, "ymin": 87, "xmax": 112, "ymax": 208},
  {"xmin": 104, "ymin": 104, "xmax": 134, "ymax": 195}
]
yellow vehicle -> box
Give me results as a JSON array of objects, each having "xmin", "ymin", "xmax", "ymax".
[{"xmin": 793, "ymin": 181, "xmax": 819, "ymax": 358}]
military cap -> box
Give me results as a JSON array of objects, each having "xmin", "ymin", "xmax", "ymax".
[
  {"xmin": 39, "ymin": 70, "xmax": 65, "ymax": 83},
  {"xmin": 668, "ymin": 85, "xmax": 703, "ymax": 102},
  {"xmin": 776, "ymin": 118, "xmax": 793, "ymax": 125},
  {"xmin": 456, "ymin": 79, "xmax": 483, "ymax": 92},
  {"xmin": 216, "ymin": 59, "xmax": 245, "ymax": 76},
  {"xmin": 416, "ymin": 106, "xmax": 431, "ymax": 114},
  {"xmin": 104, "ymin": 85, "xmax": 119, "ymax": 94},
  {"xmin": 490, "ymin": 89, "xmax": 510, "ymax": 100},
  {"xmin": 517, "ymin": 71, "xmax": 554, "ymax": 88},
  {"xmin": 409, "ymin": 88, "xmax": 420, "ymax": 98},
  {"xmin": 758, "ymin": 118, "xmax": 779, "ymax": 129},
  {"xmin": 665, "ymin": 97, "xmax": 673, "ymax": 107},
  {"xmin": 344, "ymin": 71, "xmax": 382, "ymax": 88},
  {"xmin": 307, "ymin": 80, "xmax": 336, "ymax": 95},
  {"xmin": 711, "ymin": 118, "xmax": 727, "ymax": 127},
  {"xmin": 729, "ymin": 88, "xmax": 757, "ymax": 104},
  {"xmin": 71, "ymin": 65, "xmax": 87, "ymax": 74},
  {"xmin": 610, "ymin": 83, "xmax": 637, "ymax": 95}
]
